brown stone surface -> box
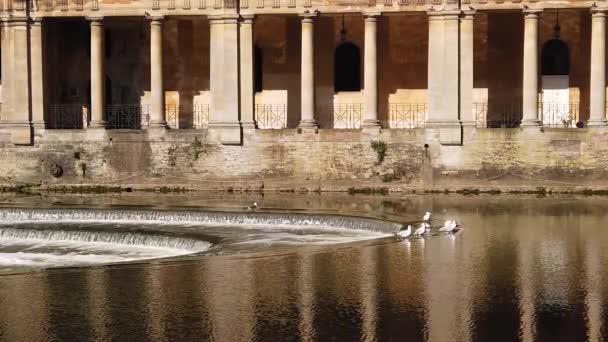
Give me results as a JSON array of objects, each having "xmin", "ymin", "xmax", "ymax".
[{"xmin": 2, "ymin": 128, "xmax": 608, "ymax": 193}]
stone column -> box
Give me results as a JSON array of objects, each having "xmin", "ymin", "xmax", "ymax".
[
  {"xmin": 521, "ymin": 9, "xmax": 541, "ymax": 126},
  {"xmin": 589, "ymin": 8, "xmax": 607, "ymax": 126},
  {"xmin": 1, "ymin": 19, "xmax": 13, "ymax": 125},
  {"xmin": 460, "ymin": 11, "xmax": 475, "ymax": 126},
  {"xmin": 240, "ymin": 15, "xmax": 255, "ymax": 130},
  {"xmin": 299, "ymin": 13, "xmax": 317, "ymax": 129},
  {"xmin": 362, "ymin": 13, "xmax": 381, "ymax": 128},
  {"xmin": 0, "ymin": 18, "xmax": 31, "ymax": 144},
  {"xmin": 149, "ymin": 16, "xmax": 167, "ymax": 128},
  {"xmin": 31, "ymin": 17, "xmax": 45, "ymax": 130},
  {"xmin": 426, "ymin": 11, "xmax": 445, "ymax": 125},
  {"xmin": 89, "ymin": 17, "xmax": 106, "ymax": 128},
  {"xmin": 209, "ymin": 15, "xmax": 241, "ymax": 144},
  {"xmin": 441, "ymin": 11, "xmax": 460, "ymax": 125}
]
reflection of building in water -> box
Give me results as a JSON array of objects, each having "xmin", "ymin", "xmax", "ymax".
[
  {"xmin": 1, "ymin": 1, "xmax": 606, "ymax": 145},
  {"xmin": 204, "ymin": 259, "xmax": 256, "ymax": 341},
  {"xmin": 0, "ymin": 273, "xmax": 48, "ymax": 341}
]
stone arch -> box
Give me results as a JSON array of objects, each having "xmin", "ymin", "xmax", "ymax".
[
  {"xmin": 334, "ymin": 41, "xmax": 361, "ymax": 92},
  {"xmin": 541, "ymin": 38, "xmax": 569, "ymax": 76}
]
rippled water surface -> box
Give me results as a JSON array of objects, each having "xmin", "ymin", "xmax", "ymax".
[{"xmin": 0, "ymin": 193, "xmax": 607, "ymax": 341}]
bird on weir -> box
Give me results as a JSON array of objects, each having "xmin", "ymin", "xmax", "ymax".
[
  {"xmin": 396, "ymin": 225, "xmax": 412, "ymax": 239},
  {"xmin": 414, "ymin": 223, "xmax": 427, "ymax": 237}
]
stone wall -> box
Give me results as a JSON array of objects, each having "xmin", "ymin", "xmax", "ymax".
[{"xmin": 2, "ymin": 128, "xmax": 608, "ymax": 192}]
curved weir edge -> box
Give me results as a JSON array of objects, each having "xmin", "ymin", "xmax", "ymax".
[{"xmin": 0, "ymin": 207, "xmax": 404, "ymax": 234}]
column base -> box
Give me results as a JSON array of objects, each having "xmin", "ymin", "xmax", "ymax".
[
  {"xmin": 0, "ymin": 122, "xmax": 33, "ymax": 145},
  {"xmin": 425, "ymin": 121, "xmax": 462, "ymax": 145},
  {"xmin": 208, "ymin": 122, "xmax": 242, "ymax": 145},
  {"xmin": 298, "ymin": 119, "xmax": 318, "ymax": 129},
  {"xmin": 425, "ymin": 119, "xmax": 461, "ymax": 128},
  {"xmin": 361, "ymin": 119, "xmax": 381, "ymax": 128},
  {"xmin": 520, "ymin": 119, "xmax": 541, "ymax": 127},
  {"xmin": 88, "ymin": 120, "xmax": 107, "ymax": 129},
  {"xmin": 587, "ymin": 120, "xmax": 607, "ymax": 127},
  {"xmin": 149, "ymin": 121, "xmax": 168, "ymax": 129}
]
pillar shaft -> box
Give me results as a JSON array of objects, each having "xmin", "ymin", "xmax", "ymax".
[
  {"xmin": 460, "ymin": 11, "xmax": 475, "ymax": 126},
  {"xmin": 427, "ymin": 12, "xmax": 445, "ymax": 125},
  {"xmin": 363, "ymin": 14, "xmax": 380, "ymax": 128},
  {"xmin": 442, "ymin": 12, "xmax": 460, "ymax": 124},
  {"xmin": 31, "ymin": 18, "xmax": 45, "ymax": 130},
  {"xmin": 209, "ymin": 15, "xmax": 241, "ymax": 144},
  {"xmin": 89, "ymin": 17, "xmax": 106, "ymax": 128},
  {"xmin": 240, "ymin": 15, "xmax": 255, "ymax": 129},
  {"xmin": 1, "ymin": 20, "xmax": 13, "ymax": 122},
  {"xmin": 299, "ymin": 14, "xmax": 317, "ymax": 128},
  {"xmin": 150, "ymin": 17, "xmax": 166, "ymax": 128},
  {"xmin": 521, "ymin": 10, "xmax": 541, "ymax": 126},
  {"xmin": 589, "ymin": 9, "xmax": 607, "ymax": 126}
]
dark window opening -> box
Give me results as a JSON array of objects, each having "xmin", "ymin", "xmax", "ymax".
[
  {"xmin": 541, "ymin": 39, "xmax": 569, "ymax": 76},
  {"xmin": 334, "ymin": 41, "xmax": 361, "ymax": 92},
  {"xmin": 254, "ymin": 45, "xmax": 263, "ymax": 93}
]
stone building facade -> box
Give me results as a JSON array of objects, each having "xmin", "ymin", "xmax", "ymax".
[{"xmin": 1, "ymin": 0, "xmax": 608, "ymax": 191}]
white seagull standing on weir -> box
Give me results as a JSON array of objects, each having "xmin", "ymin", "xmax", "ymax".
[
  {"xmin": 247, "ymin": 202, "xmax": 258, "ymax": 211},
  {"xmin": 397, "ymin": 225, "xmax": 412, "ymax": 239},
  {"xmin": 423, "ymin": 212, "xmax": 431, "ymax": 222},
  {"xmin": 414, "ymin": 223, "xmax": 427, "ymax": 237},
  {"xmin": 439, "ymin": 220, "xmax": 459, "ymax": 233},
  {"xmin": 439, "ymin": 220, "xmax": 453, "ymax": 232}
]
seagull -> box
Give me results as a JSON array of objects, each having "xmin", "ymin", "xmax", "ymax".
[
  {"xmin": 247, "ymin": 202, "xmax": 258, "ymax": 211},
  {"xmin": 440, "ymin": 220, "xmax": 459, "ymax": 233},
  {"xmin": 438, "ymin": 220, "xmax": 453, "ymax": 232},
  {"xmin": 423, "ymin": 212, "xmax": 431, "ymax": 222},
  {"xmin": 396, "ymin": 225, "xmax": 412, "ymax": 239},
  {"xmin": 414, "ymin": 223, "xmax": 427, "ymax": 237}
]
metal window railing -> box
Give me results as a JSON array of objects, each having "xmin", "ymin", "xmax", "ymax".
[
  {"xmin": 333, "ymin": 103, "xmax": 362, "ymax": 129},
  {"xmin": 388, "ymin": 103, "xmax": 427, "ymax": 129},
  {"xmin": 106, "ymin": 104, "xmax": 148, "ymax": 129},
  {"xmin": 540, "ymin": 102, "xmax": 581, "ymax": 128},
  {"xmin": 193, "ymin": 104, "xmax": 210, "ymax": 129},
  {"xmin": 256, "ymin": 104, "xmax": 287, "ymax": 129},
  {"xmin": 48, "ymin": 104, "xmax": 87, "ymax": 129},
  {"xmin": 474, "ymin": 103, "xmax": 522, "ymax": 128}
]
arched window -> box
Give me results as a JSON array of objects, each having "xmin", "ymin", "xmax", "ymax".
[
  {"xmin": 334, "ymin": 42, "xmax": 361, "ymax": 92},
  {"xmin": 254, "ymin": 45, "xmax": 263, "ymax": 93},
  {"xmin": 541, "ymin": 38, "xmax": 569, "ymax": 75}
]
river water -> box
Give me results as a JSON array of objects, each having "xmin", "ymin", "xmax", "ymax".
[{"xmin": 0, "ymin": 193, "xmax": 607, "ymax": 341}]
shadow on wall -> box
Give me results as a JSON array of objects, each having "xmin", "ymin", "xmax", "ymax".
[
  {"xmin": 254, "ymin": 16, "xmax": 301, "ymax": 128},
  {"xmin": 379, "ymin": 15, "xmax": 428, "ymax": 127}
]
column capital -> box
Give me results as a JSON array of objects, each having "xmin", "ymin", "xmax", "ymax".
[
  {"xmin": 462, "ymin": 9, "xmax": 476, "ymax": 19},
  {"xmin": 4, "ymin": 17, "xmax": 28, "ymax": 26},
  {"xmin": 362, "ymin": 11, "xmax": 381, "ymax": 19},
  {"xmin": 299, "ymin": 10, "xmax": 318, "ymax": 21},
  {"xmin": 523, "ymin": 8, "xmax": 542, "ymax": 18},
  {"xmin": 147, "ymin": 15, "xmax": 164, "ymax": 22},
  {"xmin": 30, "ymin": 16, "xmax": 44, "ymax": 24},
  {"xmin": 86, "ymin": 16, "xmax": 104, "ymax": 23},
  {"xmin": 591, "ymin": 6, "xmax": 608, "ymax": 16},
  {"xmin": 241, "ymin": 14, "xmax": 255, "ymax": 23},
  {"xmin": 208, "ymin": 14, "xmax": 239, "ymax": 24}
]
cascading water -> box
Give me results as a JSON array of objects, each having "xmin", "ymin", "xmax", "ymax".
[
  {"xmin": 0, "ymin": 208, "xmax": 403, "ymax": 233},
  {"xmin": 0, "ymin": 207, "xmax": 401, "ymax": 271}
]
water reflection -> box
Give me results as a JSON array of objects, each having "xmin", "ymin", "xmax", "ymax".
[{"xmin": 0, "ymin": 194, "xmax": 608, "ymax": 341}]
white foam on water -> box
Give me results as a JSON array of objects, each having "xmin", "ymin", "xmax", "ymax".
[{"xmin": 0, "ymin": 238, "xmax": 193, "ymax": 268}]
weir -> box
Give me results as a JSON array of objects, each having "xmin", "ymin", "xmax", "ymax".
[
  {"xmin": 0, "ymin": 208, "xmax": 403, "ymax": 234},
  {"xmin": 0, "ymin": 227, "xmax": 213, "ymax": 252}
]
